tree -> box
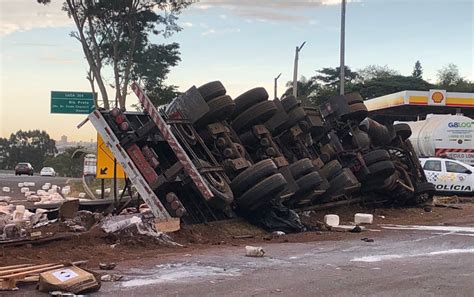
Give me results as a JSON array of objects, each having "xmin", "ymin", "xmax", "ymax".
[
  {"xmin": 0, "ymin": 138, "xmax": 9, "ymax": 169},
  {"xmin": 353, "ymin": 75, "xmax": 433, "ymax": 99},
  {"xmin": 358, "ymin": 65, "xmax": 399, "ymax": 82},
  {"xmin": 4, "ymin": 130, "xmax": 57, "ymax": 170},
  {"xmin": 38, "ymin": 0, "xmax": 187, "ymax": 109},
  {"xmin": 313, "ymin": 66, "xmax": 359, "ymax": 87},
  {"xmin": 412, "ymin": 60, "xmax": 423, "ymax": 79},
  {"xmin": 44, "ymin": 146, "xmax": 84, "ymax": 177},
  {"xmin": 284, "ymin": 76, "xmax": 320, "ymax": 105},
  {"xmin": 437, "ymin": 63, "xmax": 462, "ymax": 87}
]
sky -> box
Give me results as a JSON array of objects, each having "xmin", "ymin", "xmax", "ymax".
[{"xmin": 0, "ymin": 0, "xmax": 473, "ymax": 142}]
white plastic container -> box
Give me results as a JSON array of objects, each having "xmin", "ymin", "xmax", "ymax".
[
  {"xmin": 245, "ymin": 246, "xmax": 265, "ymax": 257},
  {"xmin": 354, "ymin": 213, "xmax": 374, "ymax": 225},
  {"xmin": 13, "ymin": 205, "xmax": 26, "ymax": 221},
  {"xmin": 18, "ymin": 183, "xmax": 24, "ymax": 188},
  {"xmin": 324, "ymin": 214, "xmax": 340, "ymax": 227},
  {"xmin": 78, "ymin": 192, "xmax": 86, "ymax": 198},
  {"xmin": 2, "ymin": 187, "xmax": 10, "ymax": 193},
  {"xmin": 20, "ymin": 187, "xmax": 29, "ymax": 193}
]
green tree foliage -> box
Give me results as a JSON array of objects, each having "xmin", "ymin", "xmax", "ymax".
[
  {"xmin": 284, "ymin": 76, "xmax": 320, "ymax": 105},
  {"xmin": 353, "ymin": 75, "xmax": 433, "ymax": 99},
  {"xmin": 358, "ymin": 65, "xmax": 399, "ymax": 82},
  {"xmin": 133, "ymin": 43, "xmax": 182, "ymax": 106},
  {"xmin": 313, "ymin": 66, "xmax": 359, "ymax": 87},
  {"xmin": 43, "ymin": 147, "xmax": 84, "ymax": 177},
  {"xmin": 37, "ymin": 0, "xmax": 187, "ymax": 109},
  {"xmin": 2, "ymin": 130, "xmax": 57, "ymax": 170},
  {"xmin": 412, "ymin": 60, "xmax": 423, "ymax": 79},
  {"xmin": 437, "ymin": 63, "xmax": 462, "ymax": 87}
]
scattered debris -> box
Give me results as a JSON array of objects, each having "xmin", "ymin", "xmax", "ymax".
[
  {"xmin": 350, "ymin": 226, "xmax": 363, "ymax": 233},
  {"xmin": 245, "ymin": 245, "xmax": 265, "ymax": 257},
  {"xmin": 361, "ymin": 237, "xmax": 374, "ymax": 242},
  {"xmin": 99, "ymin": 263, "xmax": 116, "ymax": 270},
  {"xmin": 272, "ymin": 231, "xmax": 286, "ymax": 236},
  {"xmin": 100, "ymin": 274, "xmax": 123, "ymax": 282}
]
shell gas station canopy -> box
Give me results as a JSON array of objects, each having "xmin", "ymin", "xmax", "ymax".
[{"xmin": 364, "ymin": 90, "xmax": 474, "ymax": 120}]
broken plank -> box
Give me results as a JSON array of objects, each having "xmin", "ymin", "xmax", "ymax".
[
  {"xmin": 0, "ymin": 263, "xmax": 57, "ymax": 277},
  {"xmin": 1, "ymin": 264, "xmax": 64, "ymax": 280},
  {"xmin": 0, "ymin": 264, "xmax": 33, "ymax": 272}
]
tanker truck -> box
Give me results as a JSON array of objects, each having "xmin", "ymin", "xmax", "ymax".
[{"xmin": 404, "ymin": 114, "xmax": 474, "ymax": 165}]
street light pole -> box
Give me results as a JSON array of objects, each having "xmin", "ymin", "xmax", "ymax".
[
  {"xmin": 293, "ymin": 41, "xmax": 306, "ymax": 98},
  {"xmin": 274, "ymin": 73, "xmax": 282, "ymax": 99},
  {"xmin": 339, "ymin": 0, "xmax": 346, "ymax": 95}
]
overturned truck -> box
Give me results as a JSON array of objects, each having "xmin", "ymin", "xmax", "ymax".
[{"xmin": 86, "ymin": 81, "xmax": 435, "ymax": 231}]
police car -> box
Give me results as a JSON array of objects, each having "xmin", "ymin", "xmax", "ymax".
[{"xmin": 420, "ymin": 157, "xmax": 473, "ymax": 195}]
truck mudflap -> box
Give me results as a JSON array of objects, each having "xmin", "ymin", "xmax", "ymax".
[
  {"xmin": 88, "ymin": 110, "xmax": 171, "ymax": 220},
  {"xmin": 131, "ymin": 82, "xmax": 214, "ymax": 201}
]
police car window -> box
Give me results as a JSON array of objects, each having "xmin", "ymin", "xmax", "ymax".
[
  {"xmin": 446, "ymin": 161, "xmax": 468, "ymax": 173},
  {"xmin": 423, "ymin": 160, "xmax": 441, "ymax": 171}
]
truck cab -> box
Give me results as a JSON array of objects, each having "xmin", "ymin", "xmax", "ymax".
[{"xmin": 420, "ymin": 157, "xmax": 473, "ymax": 194}]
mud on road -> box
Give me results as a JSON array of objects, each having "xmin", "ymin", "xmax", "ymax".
[{"xmin": 2, "ymin": 204, "xmax": 473, "ymax": 269}]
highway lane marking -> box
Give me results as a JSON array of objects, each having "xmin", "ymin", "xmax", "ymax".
[
  {"xmin": 351, "ymin": 248, "xmax": 474, "ymax": 263},
  {"xmin": 381, "ymin": 224, "xmax": 474, "ymax": 233}
]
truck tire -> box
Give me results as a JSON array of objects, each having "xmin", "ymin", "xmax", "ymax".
[
  {"xmin": 233, "ymin": 87, "xmax": 269, "ymax": 117},
  {"xmin": 198, "ymin": 81, "xmax": 226, "ymax": 101},
  {"xmin": 345, "ymin": 93, "xmax": 364, "ymax": 105},
  {"xmin": 394, "ymin": 123, "xmax": 412, "ymax": 141},
  {"xmin": 320, "ymin": 160, "xmax": 343, "ymax": 180},
  {"xmin": 285, "ymin": 106, "xmax": 307, "ymax": 128},
  {"xmin": 363, "ymin": 150, "xmax": 390, "ymax": 166},
  {"xmin": 409, "ymin": 182, "xmax": 435, "ymax": 205},
  {"xmin": 198, "ymin": 160, "xmax": 234, "ymax": 210},
  {"xmin": 343, "ymin": 103, "xmax": 368, "ymax": 122},
  {"xmin": 296, "ymin": 171, "xmax": 323, "ymax": 194},
  {"xmin": 352, "ymin": 128, "xmax": 371, "ymax": 150},
  {"xmin": 230, "ymin": 159, "xmax": 277, "ymax": 196},
  {"xmin": 281, "ymin": 95, "xmax": 300, "ymax": 112},
  {"xmin": 194, "ymin": 95, "xmax": 235, "ymax": 127},
  {"xmin": 325, "ymin": 168, "xmax": 359, "ymax": 197},
  {"xmin": 320, "ymin": 144, "xmax": 336, "ymax": 160},
  {"xmin": 289, "ymin": 158, "xmax": 314, "ymax": 180},
  {"xmin": 232, "ymin": 101, "xmax": 277, "ymax": 132},
  {"xmin": 367, "ymin": 160, "xmax": 396, "ymax": 180},
  {"xmin": 237, "ymin": 173, "xmax": 287, "ymax": 211}
]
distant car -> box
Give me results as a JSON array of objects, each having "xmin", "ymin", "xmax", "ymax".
[
  {"xmin": 15, "ymin": 163, "xmax": 34, "ymax": 176},
  {"xmin": 40, "ymin": 167, "xmax": 56, "ymax": 177},
  {"xmin": 420, "ymin": 157, "xmax": 473, "ymax": 194}
]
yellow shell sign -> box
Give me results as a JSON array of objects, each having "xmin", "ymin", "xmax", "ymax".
[
  {"xmin": 96, "ymin": 134, "xmax": 126, "ymax": 179},
  {"xmin": 431, "ymin": 91, "xmax": 444, "ymax": 103},
  {"xmin": 428, "ymin": 89, "xmax": 447, "ymax": 106}
]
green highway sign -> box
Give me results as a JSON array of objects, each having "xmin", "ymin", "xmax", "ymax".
[{"xmin": 51, "ymin": 91, "xmax": 96, "ymax": 114}]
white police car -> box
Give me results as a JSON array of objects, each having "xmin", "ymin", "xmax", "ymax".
[{"xmin": 420, "ymin": 157, "xmax": 473, "ymax": 195}]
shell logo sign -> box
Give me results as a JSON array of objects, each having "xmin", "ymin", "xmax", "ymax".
[{"xmin": 429, "ymin": 89, "xmax": 447, "ymax": 106}]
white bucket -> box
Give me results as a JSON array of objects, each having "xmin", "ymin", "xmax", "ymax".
[{"xmin": 245, "ymin": 246, "xmax": 265, "ymax": 257}]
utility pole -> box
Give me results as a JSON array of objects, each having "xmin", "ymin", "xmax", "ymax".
[
  {"xmin": 293, "ymin": 41, "xmax": 306, "ymax": 98},
  {"xmin": 339, "ymin": 0, "xmax": 346, "ymax": 95},
  {"xmin": 274, "ymin": 73, "xmax": 282, "ymax": 99}
]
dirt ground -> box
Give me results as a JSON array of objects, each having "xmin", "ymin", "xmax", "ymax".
[{"xmin": 1, "ymin": 203, "xmax": 474, "ymax": 269}]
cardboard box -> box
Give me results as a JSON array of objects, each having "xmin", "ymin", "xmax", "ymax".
[{"xmin": 38, "ymin": 265, "xmax": 100, "ymax": 294}]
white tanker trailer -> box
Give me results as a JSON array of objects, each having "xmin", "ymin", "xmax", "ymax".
[{"xmin": 404, "ymin": 114, "xmax": 474, "ymax": 165}]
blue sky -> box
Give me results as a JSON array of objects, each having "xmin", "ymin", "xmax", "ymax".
[{"xmin": 0, "ymin": 0, "xmax": 473, "ymax": 141}]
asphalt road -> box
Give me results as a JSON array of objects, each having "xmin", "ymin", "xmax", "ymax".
[
  {"xmin": 95, "ymin": 224, "xmax": 474, "ymax": 297},
  {"xmin": 0, "ymin": 172, "xmax": 74, "ymax": 200}
]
